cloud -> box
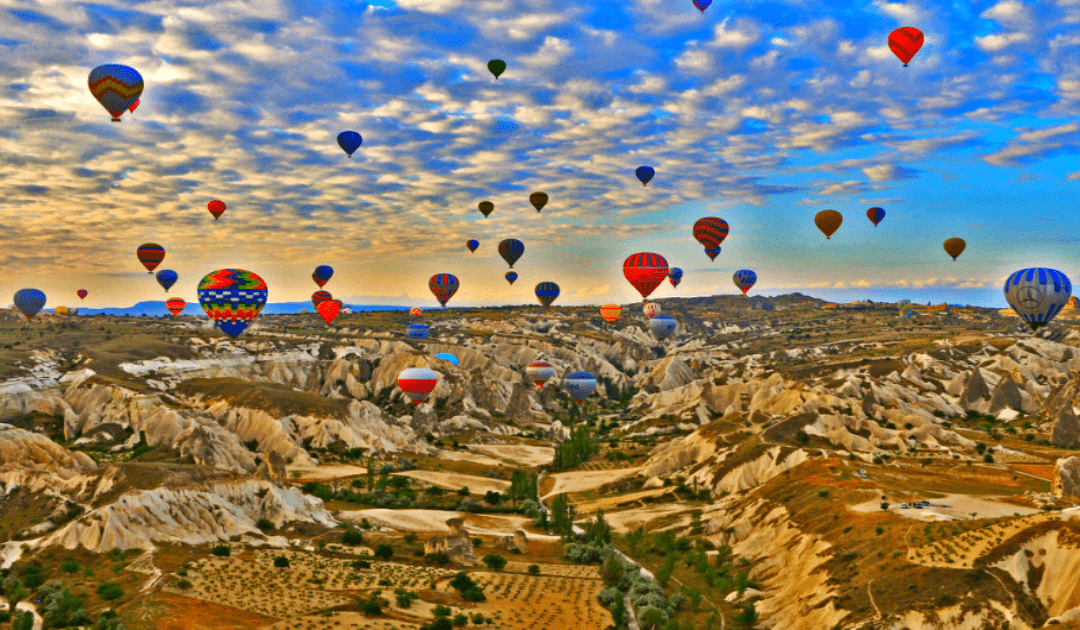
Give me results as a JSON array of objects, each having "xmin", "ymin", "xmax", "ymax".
[
  {"xmin": 983, "ymin": 123, "xmax": 1080, "ymax": 166},
  {"xmin": 861, "ymin": 164, "xmax": 919, "ymax": 182}
]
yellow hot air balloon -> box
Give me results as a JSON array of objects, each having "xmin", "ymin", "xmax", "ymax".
[
  {"xmin": 815, "ymin": 210, "xmax": 843, "ymax": 239},
  {"xmin": 600, "ymin": 304, "xmax": 621, "ymax": 324},
  {"xmin": 54, "ymin": 305, "xmax": 69, "ymax": 316},
  {"xmin": 943, "ymin": 238, "xmax": 966, "ymax": 261}
]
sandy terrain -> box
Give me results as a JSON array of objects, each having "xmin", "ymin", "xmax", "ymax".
[
  {"xmin": 394, "ymin": 470, "xmax": 511, "ymax": 495},
  {"xmin": 907, "ymin": 511, "xmax": 1080, "ymax": 569},
  {"xmin": 468, "ymin": 444, "xmax": 555, "ymax": 467},
  {"xmin": 442, "ymin": 570, "xmax": 611, "ymax": 630},
  {"xmin": 337, "ymin": 509, "xmax": 559, "ymax": 539},
  {"xmin": 436, "ymin": 450, "xmax": 505, "ymax": 466},
  {"xmin": 284, "ymin": 464, "xmax": 366, "ymax": 482},
  {"xmin": 850, "ymin": 493, "xmax": 1040, "ymax": 522},
  {"xmin": 599, "ymin": 504, "xmax": 689, "ymax": 533},
  {"xmin": 573, "ymin": 487, "xmax": 674, "ymax": 515},
  {"xmin": 542, "ymin": 467, "xmax": 641, "ymax": 499}
]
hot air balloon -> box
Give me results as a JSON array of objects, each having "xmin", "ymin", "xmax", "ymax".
[
  {"xmin": 136, "ymin": 243, "xmax": 165, "ymax": 274},
  {"xmin": 488, "ymin": 60, "xmax": 506, "ymax": 79},
  {"xmin": 77, "ymin": 290, "xmax": 88, "ymax": 300},
  {"xmin": 643, "ymin": 303, "xmax": 662, "ymax": 319},
  {"xmin": 694, "ymin": 0, "xmax": 712, "ymax": 12},
  {"xmin": 897, "ymin": 299, "xmax": 912, "ymax": 317},
  {"xmin": 867, "ymin": 207, "xmax": 885, "ymax": 227},
  {"xmin": 467, "ymin": 239, "xmax": 480, "ymax": 253},
  {"xmin": 410, "ymin": 306, "xmax": 422, "ymax": 317},
  {"xmin": 337, "ymin": 131, "xmax": 362, "ymax": 158},
  {"xmin": 600, "ymin": 304, "xmax": 622, "ymax": 324},
  {"xmin": 88, "ymin": 64, "xmax": 143, "ymax": 122},
  {"xmin": 623, "ymin": 252, "xmax": 670, "ymax": 300},
  {"xmin": 505, "ymin": 271, "xmax": 518, "ymax": 285},
  {"xmin": 563, "ymin": 372, "xmax": 597, "ymax": 401},
  {"xmin": 312, "ymin": 290, "xmax": 332, "ymax": 310},
  {"xmin": 13, "ymin": 289, "xmax": 46, "ymax": 320},
  {"xmin": 888, "ymin": 27, "xmax": 924, "ymax": 67},
  {"xmin": 1004, "ymin": 268, "xmax": 1072, "ymax": 331},
  {"xmin": 649, "ymin": 314, "xmax": 677, "ymax": 340},
  {"xmin": 197, "ymin": 269, "xmax": 268, "ymax": 338},
  {"xmin": 478, "ymin": 201, "xmax": 494, "ymax": 217},
  {"xmin": 318, "ymin": 300, "xmax": 341, "ymax": 325},
  {"xmin": 166, "ymin": 298, "xmax": 186, "ymax": 317},
  {"xmin": 208, "ymin": 200, "xmax": 226, "ymax": 220},
  {"xmin": 733, "ymin": 269, "xmax": 757, "ymax": 295},
  {"xmin": 312, "ymin": 265, "xmax": 334, "ymax": 287},
  {"xmin": 529, "ymin": 192, "xmax": 548, "ymax": 212},
  {"xmin": 669, "ymin": 268, "xmax": 683, "ymax": 289},
  {"xmin": 429, "ymin": 274, "xmax": 460, "ymax": 307},
  {"xmin": 407, "ymin": 324, "xmax": 429, "ymax": 339},
  {"xmin": 815, "ymin": 210, "xmax": 843, "ymax": 239},
  {"xmin": 535, "ymin": 282, "xmax": 560, "ymax": 307},
  {"xmin": 156, "ymin": 269, "xmax": 178, "ymax": 292},
  {"xmin": 54, "ymin": 306, "xmax": 70, "ymax": 316},
  {"xmin": 693, "ymin": 218, "xmax": 729, "ymax": 260},
  {"xmin": 128, "ymin": 98, "xmax": 140, "ymax": 114},
  {"xmin": 943, "ymin": 238, "xmax": 966, "ymax": 261},
  {"xmin": 398, "ymin": 367, "xmax": 438, "ymax": 405},
  {"xmin": 498, "ymin": 239, "xmax": 525, "ymax": 268},
  {"xmin": 435, "ymin": 353, "xmax": 459, "ymax": 366},
  {"xmin": 636, "ymin": 166, "xmax": 655, "ymax": 186},
  {"xmin": 526, "ymin": 361, "xmax": 554, "ymax": 389}
]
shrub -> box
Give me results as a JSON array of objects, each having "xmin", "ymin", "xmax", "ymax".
[
  {"xmin": 96, "ymin": 582, "xmax": 124, "ymax": 601},
  {"xmin": 395, "ymin": 589, "xmax": 419, "ymax": 608},
  {"xmin": 472, "ymin": 537, "xmax": 483, "ymax": 548},
  {"xmin": 528, "ymin": 564, "xmax": 541, "ymax": 575},
  {"xmin": 471, "ymin": 612, "xmax": 486, "ymax": 625},
  {"xmin": 433, "ymin": 605, "xmax": 452, "ymax": 618},
  {"xmin": 273, "ymin": 556, "xmax": 289, "ymax": 568},
  {"xmin": 60, "ymin": 559, "xmax": 80, "ymax": 574},
  {"xmin": 818, "ymin": 490, "xmax": 829, "ymax": 498},
  {"xmin": 453, "ymin": 613, "xmax": 468, "ymax": 627},
  {"xmin": 360, "ymin": 599, "xmax": 382, "ymax": 616},
  {"xmin": 482, "ymin": 554, "xmax": 507, "ymax": 571},
  {"xmin": 449, "ymin": 573, "xmax": 477, "ymax": 593},
  {"xmin": 374, "ymin": 544, "xmax": 394, "ymax": 560},
  {"xmin": 462, "ymin": 587, "xmax": 486, "ymax": 602},
  {"xmin": 876, "ymin": 527, "xmax": 884, "ymax": 536},
  {"xmin": 425, "ymin": 552, "xmax": 451, "ymax": 565},
  {"xmin": 342, "ymin": 530, "xmax": 364, "ymax": 545},
  {"xmin": 211, "ymin": 545, "xmax": 231, "ymax": 557},
  {"xmin": 880, "ymin": 502, "xmax": 889, "ymax": 510},
  {"xmin": 256, "ymin": 518, "xmax": 274, "ymax": 531},
  {"xmin": 351, "ymin": 559, "xmax": 371, "ymax": 570},
  {"xmin": 423, "ymin": 620, "xmax": 453, "ymax": 630}
]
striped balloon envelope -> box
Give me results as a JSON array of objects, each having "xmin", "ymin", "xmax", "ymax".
[
  {"xmin": 643, "ymin": 302, "xmax": 661, "ymax": 319},
  {"xmin": 398, "ymin": 367, "xmax": 438, "ymax": 405},
  {"xmin": 312, "ymin": 265, "xmax": 334, "ymax": 287},
  {"xmin": 498, "ymin": 239, "xmax": 525, "ymax": 268},
  {"xmin": 407, "ymin": 324, "xmax": 429, "ymax": 339},
  {"xmin": 525, "ymin": 361, "xmax": 554, "ymax": 388},
  {"xmin": 88, "ymin": 64, "xmax": 143, "ymax": 122},
  {"xmin": 623, "ymin": 252, "xmax": 670, "ymax": 299},
  {"xmin": 166, "ymin": 298, "xmax": 186, "ymax": 317},
  {"xmin": 429, "ymin": 273, "xmax": 460, "ymax": 307},
  {"xmin": 136, "ymin": 243, "xmax": 165, "ymax": 274},
  {"xmin": 600, "ymin": 304, "xmax": 621, "ymax": 324},
  {"xmin": 693, "ymin": 218, "xmax": 729, "ymax": 261},
  {"xmin": 505, "ymin": 271, "xmax": 518, "ymax": 285},
  {"xmin": 535, "ymin": 282, "xmax": 560, "ymax": 307},
  {"xmin": 197, "ymin": 269, "xmax": 268, "ymax": 338},
  {"xmin": 311, "ymin": 290, "xmax": 332, "ymax": 310},
  {"xmin": 1004, "ymin": 268, "xmax": 1072, "ymax": 332}
]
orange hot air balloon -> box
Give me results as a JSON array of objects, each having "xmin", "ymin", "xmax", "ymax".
[
  {"xmin": 410, "ymin": 306, "xmax": 422, "ymax": 317},
  {"xmin": 943, "ymin": 237, "xmax": 966, "ymax": 261},
  {"xmin": 815, "ymin": 210, "xmax": 843, "ymax": 239},
  {"xmin": 166, "ymin": 298, "xmax": 186, "ymax": 316},
  {"xmin": 600, "ymin": 304, "xmax": 621, "ymax": 324}
]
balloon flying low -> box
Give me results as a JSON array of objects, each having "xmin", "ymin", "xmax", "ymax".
[
  {"xmin": 600, "ymin": 304, "xmax": 622, "ymax": 324},
  {"xmin": 312, "ymin": 290, "xmax": 332, "ymax": 310},
  {"xmin": 208, "ymin": 200, "xmax": 226, "ymax": 220},
  {"xmin": 166, "ymin": 298, "xmax": 186, "ymax": 317},
  {"xmin": 623, "ymin": 252, "xmax": 670, "ymax": 300},
  {"xmin": 88, "ymin": 64, "xmax": 143, "ymax": 122},
  {"xmin": 563, "ymin": 371, "xmax": 597, "ymax": 401},
  {"xmin": 635, "ymin": 166, "xmax": 655, "ymax": 186},
  {"xmin": 197, "ymin": 269, "xmax": 268, "ymax": 339},
  {"xmin": 430, "ymin": 274, "xmax": 460, "ymax": 307},
  {"xmin": 815, "ymin": 210, "xmax": 843, "ymax": 239},
  {"xmin": 888, "ymin": 27, "xmax": 924, "ymax": 67},
  {"xmin": 156, "ymin": 269, "xmax": 178, "ymax": 292},
  {"xmin": 410, "ymin": 307, "xmax": 422, "ymax": 317},
  {"xmin": 535, "ymin": 282, "xmax": 560, "ymax": 307},
  {"xmin": 13, "ymin": 289, "xmax": 46, "ymax": 320},
  {"xmin": 398, "ymin": 367, "xmax": 438, "ymax": 405},
  {"xmin": 505, "ymin": 271, "xmax": 518, "ymax": 285},
  {"xmin": 1004, "ymin": 268, "xmax": 1072, "ymax": 332},
  {"xmin": 136, "ymin": 243, "xmax": 165, "ymax": 274},
  {"xmin": 733, "ymin": 269, "xmax": 757, "ymax": 295},
  {"xmin": 435, "ymin": 353, "xmax": 459, "ymax": 366},
  {"xmin": 693, "ymin": 218, "xmax": 729, "ymax": 260},
  {"xmin": 649, "ymin": 314, "xmax": 677, "ymax": 340},
  {"xmin": 525, "ymin": 361, "xmax": 554, "ymax": 389},
  {"xmin": 643, "ymin": 303, "xmax": 661, "ymax": 319},
  {"xmin": 337, "ymin": 131, "xmax": 362, "ymax": 157},
  {"xmin": 318, "ymin": 300, "xmax": 341, "ymax": 325},
  {"xmin": 407, "ymin": 324, "xmax": 429, "ymax": 339}
]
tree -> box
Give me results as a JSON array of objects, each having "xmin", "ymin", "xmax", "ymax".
[
  {"xmin": 366, "ymin": 455, "xmax": 376, "ymax": 492},
  {"xmin": 12, "ymin": 610, "xmax": 33, "ymax": 630},
  {"xmin": 96, "ymin": 582, "xmax": 125, "ymax": 601},
  {"xmin": 211, "ymin": 545, "xmax": 231, "ymax": 557},
  {"xmin": 449, "ymin": 573, "xmax": 477, "ymax": 593},
  {"xmin": 735, "ymin": 603, "xmax": 759, "ymax": 629},
  {"xmin": 462, "ymin": 587, "xmax": 486, "ymax": 602},
  {"xmin": 273, "ymin": 556, "xmax": 289, "ymax": 568},
  {"xmin": 528, "ymin": 564, "xmax": 541, "ymax": 575},
  {"xmin": 600, "ymin": 554, "xmax": 622, "ymax": 586},
  {"xmin": 342, "ymin": 530, "xmax": 364, "ymax": 545},
  {"xmin": 452, "ymin": 613, "xmax": 468, "ymax": 627},
  {"xmin": 584, "ymin": 511, "xmax": 612, "ymax": 544},
  {"xmin": 374, "ymin": 544, "xmax": 394, "ymax": 560},
  {"xmin": 483, "ymin": 491, "xmax": 502, "ymax": 506},
  {"xmin": 482, "ymin": 554, "xmax": 507, "ymax": 571},
  {"xmin": 60, "ymin": 558, "xmax": 81, "ymax": 574},
  {"xmin": 433, "ymin": 605, "xmax": 452, "ymax": 618},
  {"xmin": 256, "ymin": 518, "xmax": 274, "ymax": 531}
]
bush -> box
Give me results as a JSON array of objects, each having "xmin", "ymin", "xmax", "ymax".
[
  {"xmin": 60, "ymin": 558, "xmax": 80, "ymax": 574},
  {"xmin": 256, "ymin": 518, "xmax": 274, "ymax": 531},
  {"xmin": 463, "ymin": 587, "xmax": 486, "ymax": 602},
  {"xmin": 425, "ymin": 552, "xmax": 451, "ymax": 565},
  {"xmin": 453, "ymin": 613, "xmax": 468, "ymax": 627},
  {"xmin": 472, "ymin": 537, "xmax": 483, "ymax": 548},
  {"xmin": 817, "ymin": 490, "xmax": 828, "ymax": 498},
  {"xmin": 433, "ymin": 605, "xmax": 452, "ymax": 618},
  {"xmin": 528, "ymin": 564, "xmax": 540, "ymax": 575},
  {"xmin": 342, "ymin": 530, "xmax": 364, "ymax": 545},
  {"xmin": 395, "ymin": 589, "xmax": 419, "ymax": 608},
  {"xmin": 423, "ymin": 619, "xmax": 453, "ymax": 630},
  {"xmin": 449, "ymin": 573, "xmax": 477, "ymax": 593},
  {"xmin": 96, "ymin": 582, "xmax": 124, "ymax": 601},
  {"xmin": 471, "ymin": 612, "xmax": 486, "ymax": 625},
  {"xmin": 211, "ymin": 545, "xmax": 231, "ymax": 557},
  {"xmin": 881, "ymin": 502, "xmax": 889, "ymax": 510},
  {"xmin": 374, "ymin": 544, "xmax": 394, "ymax": 560},
  {"xmin": 360, "ymin": 599, "xmax": 382, "ymax": 616},
  {"xmin": 482, "ymin": 554, "xmax": 507, "ymax": 571},
  {"xmin": 351, "ymin": 559, "xmax": 371, "ymax": 570},
  {"xmin": 175, "ymin": 578, "xmax": 193, "ymax": 590},
  {"xmin": 273, "ymin": 556, "xmax": 289, "ymax": 568}
]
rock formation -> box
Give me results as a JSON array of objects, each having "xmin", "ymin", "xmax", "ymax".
[
  {"xmin": 1053, "ymin": 457, "xmax": 1080, "ymax": 500},
  {"xmin": 1052, "ymin": 410, "xmax": 1080, "ymax": 448},
  {"xmin": 424, "ymin": 517, "xmax": 476, "ymax": 563}
]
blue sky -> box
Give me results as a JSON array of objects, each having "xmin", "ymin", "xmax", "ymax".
[{"xmin": 2, "ymin": 0, "xmax": 1080, "ymax": 310}]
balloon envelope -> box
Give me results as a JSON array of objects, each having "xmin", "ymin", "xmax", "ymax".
[
  {"xmin": 944, "ymin": 238, "xmax": 966, "ymax": 260},
  {"xmin": 1004, "ymin": 268, "xmax": 1072, "ymax": 331},
  {"xmin": 498, "ymin": 239, "xmax": 525, "ymax": 268},
  {"xmin": 312, "ymin": 290, "xmax": 332, "ymax": 310},
  {"xmin": 13, "ymin": 289, "xmax": 46, "ymax": 319},
  {"xmin": 815, "ymin": 210, "xmax": 843, "ymax": 239},
  {"xmin": 526, "ymin": 361, "xmax": 555, "ymax": 388},
  {"xmin": 478, "ymin": 201, "xmax": 494, "ymax": 217},
  {"xmin": 435, "ymin": 353, "xmax": 459, "ymax": 366},
  {"xmin": 410, "ymin": 306, "xmax": 422, "ymax": 317},
  {"xmin": 693, "ymin": 218, "xmax": 729, "ymax": 260},
  {"xmin": 529, "ymin": 192, "xmax": 548, "ymax": 212},
  {"xmin": 867, "ymin": 207, "xmax": 885, "ymax": 227},
  {"xmin": 166, "ymin": 298, "xmax": 186, "ymax": 317},
  {"xmin": 407, "ymin": 324, "xmax": 429, "ymax": 339},
  {"xmin": 600, "ymin": 304, "xmax": 622, "ymax": 324},
  {"xmin": 649, "ymin": 314, "xmax": 677, "ymax": 340},
  {"xmin": 136, "ymin": 243, "xmax": 165, "ymax": 273},
  {"xmin": 197, "ymin": 269, "xmax": 268, "ymax": 338},
  {"xmin": 337, "ymin": 131, "xmax": 362, "ymax": 157},
  {"xmin": 635, "ymin": 166, "xmax": 655, "ymax": 186},
  {"xmin": 312, "ymin": 265, "xmax": 334, "ymax": 287},
  {"xmin": 208, "ymin": 200, "xmax": 226, "ymax": 220},
  {"xmin": 694, "ymin": 0, "xmax": 712, "ymax": 11},
  {"xmin": 623, "ymin": 252, "xmax": 670, "ymax": 299},
  {"xmin": 88, "ymin": 64, "xmax": 143, "ymax": 122},
  {"xmin": 888, "ymin": 27, "xmax": 924, "ymax": 66},
  {"xmin": 467, "ymin": 239, "xmax": 480, "ymax": 253},
  {"xmin": 398, "ymin": 367, "xmax": 438, "ymax": 405},
  {"xmin": 54, "ymin": 306, "xmax": 69, "ymax": 316},
  {"xmin": 77, "ymin": 290, "xmax": 88, "ymax": 300},
  {"xmin": 505, "ymin": 271, "xmax": 518, "ymax": 285},
  {"xmin": 733, "ymin": 269, "xmax": 757, "ymax": 295},
  {"xmin": 535, "ymin": 282, "xmax": 560, "ymax": 307},
  {"xmin": 668, "ymin": 267, "xmax": 683, "ymax": 288},
  {"xmin": 318, "ymin": 300, "xmax": 341, "ymax": 325},
  {"xmin": 488, "ymin": 59, "xmax": 506, "ymax": 79},
  {"xmin": 643, "ymin": 303, "xmax": 661, "ymax": 319},
  {"xmin": 429, "ymin": 274, "xmax": 460, "ymax": 307},
  {"xmin": 564, "ymin": 371, "xmax": 597, "ymax": 401},
  {"xmin": 156, "ymin": 269, "xmax": 178, "ymax": 292}
]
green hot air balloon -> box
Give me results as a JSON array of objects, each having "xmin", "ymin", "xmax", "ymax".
[{"xmin": 488, "ymin": 60, "xmax": 506, "ymax": 79}]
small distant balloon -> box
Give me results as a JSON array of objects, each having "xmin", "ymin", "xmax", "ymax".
[
  {"xmin": 488, "ymin": 59, "xmax": 506, "ymax": 79},
  {"xmin": 13, "ymin": 289, "xmax": 46, "ymax": 320},
  {"xmin": 866, "ymin": 207, "xmax": 885, "ymax": 227},
  {"xmin": 733, "ymin": 269, "xmax": 757, "ymax": 295},
  {"xmin": 410, "ymin": 306, "xmax": 422, "ymax": 317},
  {"xmin": 318, "ymin": 300, "xmax": 341, "ymax": 325},
  {"xmin": 136, "ymin": 243, "xmax": 165, "ymax": 274},
  {"xmin": 478, "ymin": 201, "xmax": 494, "ymax": 217},
  {"xmin": 467, "ymin": 239, "xmax": 480, "ymax": 253},
  {"xmin": 888, "ymin": 27, "xmax": 924, "ymax": 67},
  {"xmin": 54, "ymin": 306, "xmax": 70, "ymax": 316},
  {"xmin": 337, "ymin": 131, "xmax": 363, "ymax": 157},
  {"xmin": 564, "ymin": 371, "xmax": 597, "ymax": 401},
  {"xmin": 535, "ymin": 282, "xmax": 560, "ymax": 308},
  {"xmin": 166, "ymin": 298, "xmax": 186, "ymax": 317},
  {"xmin": 944, "ymin": 238, "xmax": 966, "ymax": 261},
  {"xmin": 208, "ymin": 200, "xmax": 226, "ymax": 220},
  {"xmin": 668, "ymin": 268, "xmax": 683, "ymax": 289},
  {"xmin": 649, "ymin": 314, "xmax": 677, "ymax": 340},
  {"xmin": 526, "ymin": 361, "xmax": 555, "ymax": 389},
  {"xmin": 128, "ymin": 98, "xmax": 140, "ymax": 114},
  {"xmin": 505, "ymin": 271, "xmax": 518, "ymax": 285},
  {"xmin": 498, "ymin": 239, "xmax": 525, "ymax": 268},
  {"xmin": 529, "ymin": 192, "xmax": 548, "ymax": 212},
  {"xmin": 430, "ymin": 273, "xmax": 460, "ymax": 307},
  {"xmin": 693, "ymin": 218, "xmax": 729, "ymax": 260},
  {"xmin": 88, "ymin": 64, "xmax": 143, "ymax": 122},
  {"xmin": 312, "ymin": 265, "xmax": 334, "ymax": 287},
  {"xmin": 635, "ymin": 166, "xmax": 655, "ymax": 187},
  {"xmin": 643, "ymin": 303, "xmax": 661, "ymax": 319},
  {"xmin": 693, "ymin": 0, "xmax": 712, "ymax": 12},
  {"xmin": 407, "ymin": 323, "xmax": 429, "ymax": 340},
  {"xmin": 600, "ymin": 304, "xmax": 622, "ymax": 324},
  {"xmin": 77, "ymin": 289, "xmax": 88, "ymax": 300},
  {"xmin": 156, "ymin": 269, "xmax": 178, "ymax": 292},
  {"xmin": 815, "ymin": 210, "xmax": 843, "ymax": 239}
]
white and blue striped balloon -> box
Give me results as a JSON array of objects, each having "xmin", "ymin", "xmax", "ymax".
[
  {"xmin": 407, "ymin": 324, "xmax": 429, "ymax": 339},
  {"xmin": 649, "ymin": 314, "xmax": 677, "ymax": 340},
  {"xmin": 1003, "ymin": 267, "xmax": 1072, "ymax": 331},
  {"xmin": 563, "ymin": 371, "xmax": 597, "ymax": 401}
]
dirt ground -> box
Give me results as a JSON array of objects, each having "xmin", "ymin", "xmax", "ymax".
[
  {"xmin": 850, "ymin": 493, "xmax": 1041, "ymax": 522},
  {"xmin": 467, "ymin": 444, "xmax": 555, "ymax": 467},
  {"xmin": 436, "ymin": 450, "xmax": 505, "ymax": 466},
  {"xmin": 393, "ymin": 470, "xmax": 511, "ymax": 495},
  {"xmin": 337, "ymin": 509, "xmax": 559, "ymax": 539},
  {"xmin": 284, "ymin": 464, "xmax": 366, "ymax": 482},
  {"xmin": 541, "ymin": 467, "xmax": 641, "ymax": 499},
  {"xmin": 598, "ymin": 504, "xmax": 690, "ymax": 533}
]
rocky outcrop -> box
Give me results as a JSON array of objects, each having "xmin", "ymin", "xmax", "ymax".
[
  {"xmin": 1053, "ymin": 457, "xmax": 1080, "ymax": 500},
  {"xmin": 254, "ymin": 450, "xmax": 288, "ymax": 484},
  {"xmin": 958, "ymin": 369, "xmax": 991, "ymax": 412},
  {"xmin": 1052, "ymin": 410, "xmax": 1080, "ymax": 448},
  {"xmin": 0, "ymin": 428, "xmax": 97, "ymax": 479},
  {"xmin": 495, "ymin": 529, "xmax": 528, "ymax": 554},
  {"xmin": 988, "ymin": 375, "xmax": 1024, "ymax": 415},
  {"xmin": 424, "ymin": 517, "xmax": 476, "ymax": 563}
]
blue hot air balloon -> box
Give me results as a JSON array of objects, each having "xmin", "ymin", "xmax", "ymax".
[
  {"xmin": 13, "ymin": 289, "xmax": 46, "ymax": 320},
  {"xmin": 535, "ymin": 282, "xmax": 560, "ymax": 307},
  {"xmin": 635, "ymin": 166, "xmax": 655, "ymax": 186},
  {"xmin": 505, "ymin": 271, "xmax": 518, "ymax": 285},
  {"xmin": 1004, "ymin": 267, "xmax": 1072, "ymax": 331},
  {"xmin": 407, "ymin": 324, "xmax": 429, "ymax": 339},
  {"xmin": 498, "ymin": 239, "xmax": 525, "ymax": 268},
  {"xmin": 435, "ymin": 352, "xmax": 459, "ymax": 366},
  {"xmin": 467, "ymin": 239, "xmax": 480, "ymax": 253},
  {"xmin": 563, "ymin": 371, "xmax": 597, "ymax": 401},
  {"xmin": 156, "ymin": 269, "xmax": 178, "ymax": 292},
  {"xmin": 312, "ymin": 265, "xmax": 334, "ymax": 288},
  {"xmin": 197, "ymin": 270, "xmax": 268, "ymax": 338},
  {"xmin": 649, "ymin": 314, "xmax": 677, "ymax": 340},
  {"xmin": 337, "ymin": 131, "xmax": 362, "ymax": 157},
  {"xmin": 867, "ymin": 207, "xmax": 886, "ymax": 227},
  {"xmin": 733, "ymin": 269, "xmax": 757, "ymax": 295},
  {"xmin": 668, "ymin": 267, "xmax": 683, "ymax": 289}
]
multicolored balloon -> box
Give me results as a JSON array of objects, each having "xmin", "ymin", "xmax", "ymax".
[
  {"xmin": 430, "ymin": 273, "xmax": 460, "ymax": 307},
  {"xmin": 600, "ymin": 304, "xmax": 622, "ymax": 324},
  {"xmin": 867, "ymin": 207, "xmax": 885, "ymax": 227},
  {"xmin": 407, "ymin": 324, "xmax": 429, "ymax": 339},
  {"xmin": 623, "ymin": 252, "xmax": 670, "ymax": 300},
  {"xmin": 944, "ymin": 238, "xmax": 966, "ymax": 261},
  {"xmin": 166, "ymin": 298, "xmax": 186, "ymax": 317},
  {"xmin": 668, "ymin": 268, "xmax": 683, "ymax": 289},
  {"xmin": 529, "ymin": 192, "xmax": 548, "ymax": 213},
  {"xmin": 888, "ymin": 27, "xmax": 924, "ymax": 67},
  {"xmin": 312, "ymin": 265, "xmax": 334, "ymax": 287},
  {"xmin": 693, "ymin": 218, "xmax": 729, "ymax": 261},
  {"xmin": 478, "ymin": 201, "xmax": 494, "ymax": 217},
  {"xmin": 13, "ymin": 289, "xmax": 46, "ymax": 320},
  {"xmin": 156, "ymin": 269, "xmax": 178, "ymax": 292},
  {"xmin": 535, "ymin": 282, "xmax": 560, "ymax": 307},
  {"xmin": 137, "ymin": 243, "xmax": 165, "ymax": 274},
  {"xmin": 318, "ymin": 300, "xmax": 341, "ymax": 325},
  {"xmin": 312, "ymin": 290, "xmax": 332, "ymax": 310},
  {"xmin": 693, "ymin": 0, "xmax": 712, "ymax": 12},
  {"xmin": 563, "ymin": 372, "xmax": 597, "ymax": 401},
  {"xmin": 208, "ymin": 200, "xmax": 226, "ymax": 220},
  {"xmin": 1004, "ymin": 268, "xmax": 1072, "ymax": 331},
  {"xmin": 435, "ymin": 353, "xmax": 459, "ymax": 366},
  {"xmin": 498, "ymin": 239, "xmax": 525, "ymax": 268},
  {"xmin": 77, "ymin": 289, "xmax": 88, "ymax": 300},
  {"xmin": 635, "ymin": 166, "xmax": 655, "ymax": 186},
  {"xmin": 505, "ymin": 271, "xmax": 518, "ymax": 285},
  {"xmin": 526, "ymin": 361, "xmax": 555, "ymax": 389},
  {"xmin": 815, "ymin": 210, "xmax": 843, "ymax": 239},
  {"xmin": 643, "ymin": 302, "xmax": 662, "ymax": 319},
  {"xmin": 467, "ymin": 239, "xmax": 480, "ymax": 253},
  {"xmin": 398, "ymin": 367, "xmax": 438, "ymax": 405},
  {"xmin": 488, "ymin": 60, "xmax": 506, "ymax": 79},
  {"xmin": 733, "ymin": 269, "xmax": 757, "ymax": 295},
  {"xmin": 197, "ymin": 269, "xmax": 268, "ymax": 338},
  {"xmin": 337, "ymin": 131, "xmax": 362, "ymax": 157},
  {"xmin": 649, "ymin": 314, "xmax": 677, "ymax": 340},
  {"xmin": 88, "ymin": 64, "xmax": 143, "ymax": 122},
  {"xmin": 410, "ymin": 306, "xmax": 422, "ymax": 317}
]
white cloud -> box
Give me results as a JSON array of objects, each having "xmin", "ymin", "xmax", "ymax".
[{"xmin": 974, "ymin": 32, "xmax": 1031, "ymax": 52}]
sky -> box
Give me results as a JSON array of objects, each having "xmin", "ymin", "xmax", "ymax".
[{"xmin": 2, "ymin": 0, "xmax": 1080, "ymax": 311}]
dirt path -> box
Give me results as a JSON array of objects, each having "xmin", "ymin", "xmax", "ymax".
[{"xmin": 867, "ymin": 579, "xmax": 881, "ymax": 620}]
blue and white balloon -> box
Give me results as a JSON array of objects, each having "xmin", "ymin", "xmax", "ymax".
[
  {"xmin": 1004, "ymin": 267, "xmax": 1072, "ymax": 331},
  {"xmin": 563, "ymin": 371, "xmax": 597, "ymax": 401},
  {"xmin": 407, "ymin": 324, "xmax": 429, "ymax": 339},
  {"xmin": 649, "ymin": 314, "xmax": 677, "ymax": 340}
]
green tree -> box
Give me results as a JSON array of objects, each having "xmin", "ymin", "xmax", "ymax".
[
  {"xmin": 374, "ymin": 544, "xmax": 394, "ymax": 560},
  {"xmin": 211, "ymin": 545, "xmax": 231, "ymax": 557},
  {"xmin": 273, "ymin": 556, "xmax": 289, "ymax": 568},
  {"xmin": 584, "ymin": 511, "xmax": 612, "ymax": 544},
  {"xmin": 97, "ymin": 582, "xmax": 125, "ymax": 601},
  {"xmin": 60, "ymin": 558, "xmax": 81, "ymax": 574},
  {"xmin": 342, "ymin": 530, "xmax": 364, "ymax": 545},
  {"xmin": 12, "ymin": 610, "xmax": 33, "ymax": 630},
  {"xmin": 482, "ymin": 554, "xmax": 507, "ymax": 571},
  {"xmin": 600, "ymin": 554, "xmax": 622, "ymax": 586},
  {"xmin": 735, "ymin": 603, "xmax": 759, "ymax": 629}
]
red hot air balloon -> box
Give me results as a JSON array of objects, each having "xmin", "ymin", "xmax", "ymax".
[
  {"xmin": 693, "ymin": 217, "xmax": 729, "ymax": 261},
  {"xmin": 318, "ymin": 300, "xmax": 341, "ymax": 325},
  {"xmin": 136, "ymin": 243, "xmax": 165, "ymax": 273},
  {"xmin": 128, "ymin": 98, "xmax": 140, "ymax": 114},
  {"xmin": 77, "ymin": 289, "xmax": 88, "ymax": 300},
  {"xmin": 208, "ymin": 200, "xmax": 226, "ymax": 220},
  {"xmin": 623, "ymin": 253, "xmax": 670, "ymax": 300},
  {"xmin": 410, "ymin": 306, "xmax": 422, "ymax": 317},
  {"xmin": 888, "ymin": 27, "xmax": 924, "ymax": 67},
  {"xmin": 311, "ymin": 290, "xmax": 332, "ymax": 310},
  {"xmin": 166, "ymin": 298, "xmax": 186, "ymax": 316},
  {"xmin": 429, "ymin": 274, "xmax": 460, "ymax": 307},
  {"xmin": 398, "ymin": 367, "xmax": 439, "ymax": 405}
]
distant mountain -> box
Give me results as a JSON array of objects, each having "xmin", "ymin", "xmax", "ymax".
[{"xmin": 71, "ymin": 301, "xmax": 408, "ymax": 317}]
